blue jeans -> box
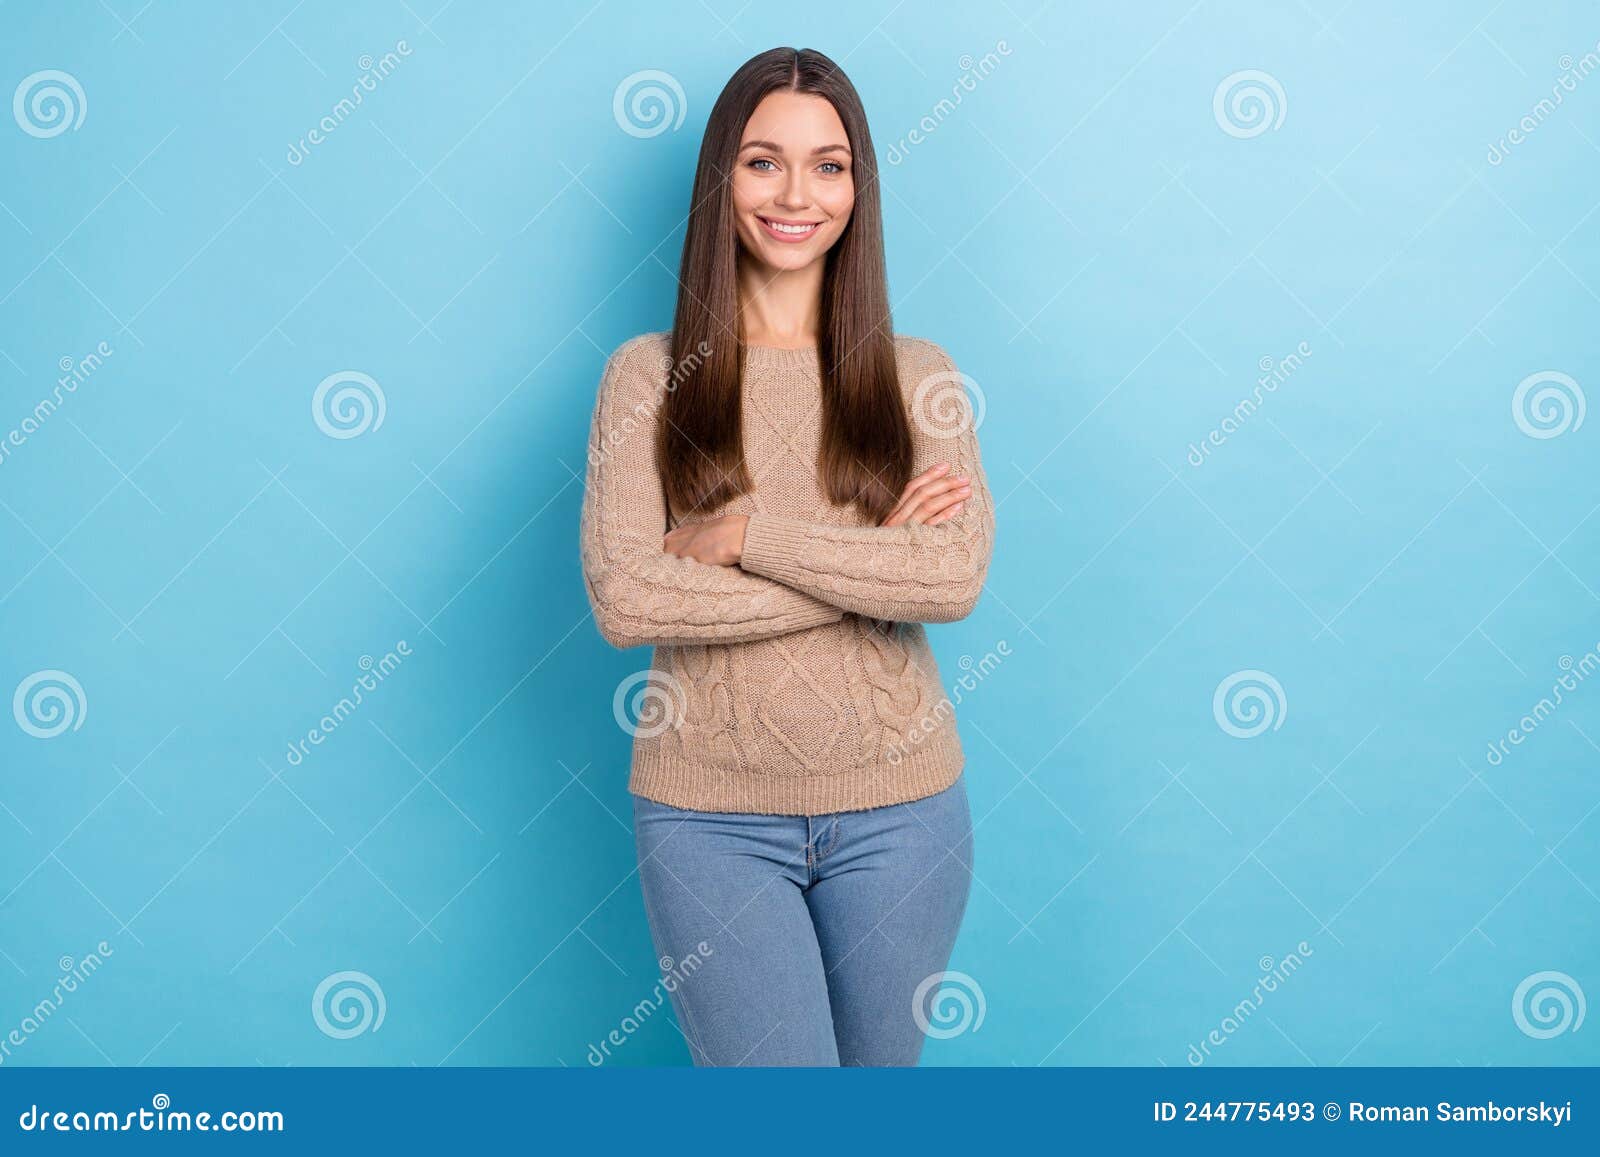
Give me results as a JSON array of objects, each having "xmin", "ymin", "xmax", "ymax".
[{"xmin": 631, "ymin": 776, "xmax": 974, "ymax": 1066}]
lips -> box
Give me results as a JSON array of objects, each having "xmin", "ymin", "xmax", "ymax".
[{"xmin": 756, "ymin": 214, "xmax": 822, "ymax": 243}]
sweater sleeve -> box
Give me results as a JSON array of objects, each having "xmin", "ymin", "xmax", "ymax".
[
  {"xmin": 737, "ymin": 339, "xmax": 995, "ymax": 624},
  {"xmin": 579, "ymin": 335, "xmax": 846, "ymax": 649}
]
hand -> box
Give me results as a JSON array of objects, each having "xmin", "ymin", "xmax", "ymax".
[
  {"xmin": 881, "ymin": 463, "xmax": 971, "ymax": 527},
  {"xmin": 663, "ymin": 514, "xmax": 749, "ymax": 566}
]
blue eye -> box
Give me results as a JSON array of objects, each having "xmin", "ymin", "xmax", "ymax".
[
  {"xmin": 819, "ymin": 161, "xmax": 844, "ymax": 174},
  {"xmin": 749, "ymin": 158, "xmax": 776, "ymax": 171}
]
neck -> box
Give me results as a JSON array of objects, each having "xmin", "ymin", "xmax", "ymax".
[{"xmin": 736, "ymin": 253, "xmax": 824, "ymax": 347}]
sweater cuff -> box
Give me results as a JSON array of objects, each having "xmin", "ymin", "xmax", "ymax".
[{"xmin": 738, "ymin": 514, "xmax": 812, "ymax": 586}]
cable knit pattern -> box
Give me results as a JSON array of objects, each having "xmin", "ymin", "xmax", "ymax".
[{"xmin": 579, "ymin": 330, "xmax": 995, "ymax": 815}]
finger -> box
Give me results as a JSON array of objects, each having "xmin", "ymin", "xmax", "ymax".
[
  {"xmin": 909, "ymin": 480, "xmax": 972, "ymax": 520},
  {"xmin": 921, "ymin": 481, "xmax": 972, "ymax": 513},
  {"xmin": 889, "ymin": 463, "xmax": 951, "ymax": 515},
  {"xmin": 927, "ymin": 500, "xmax": 964, "ymax": 526},
  {"xmin": 903, "ymin": 473, "xmax": 970, "ymax": 507}
]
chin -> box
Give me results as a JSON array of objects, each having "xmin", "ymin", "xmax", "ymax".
[{"xmin": 759, "ymin": 245, "xmax": 823, "ymax": 272}]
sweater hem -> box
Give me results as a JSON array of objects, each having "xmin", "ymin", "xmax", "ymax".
[{"xmin": 628, "ymin": 736, "xmax": 964, "ymax": 816}]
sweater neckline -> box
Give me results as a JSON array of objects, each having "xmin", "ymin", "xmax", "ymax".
[{"xmin": 743, "ymin": 343, "xmax": 819, "ymax": 370}]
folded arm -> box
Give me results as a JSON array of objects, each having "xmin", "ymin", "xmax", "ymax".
[
  {"xmin": 737, "ymin": 340, "xmax": 995, "ymax": 624},
  {"xmin": 579, "ymin": 336, "xmax": 845, "ymax": 649}
]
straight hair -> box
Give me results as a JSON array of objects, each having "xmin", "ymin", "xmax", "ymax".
[{"xmin": 658, "ymin": 47, "xmax": 912, "ymax": 525}]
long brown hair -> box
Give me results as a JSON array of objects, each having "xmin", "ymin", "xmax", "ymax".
[{"xmin": 658, "ymin": 47, "xmax": 912, "ymax": 525}]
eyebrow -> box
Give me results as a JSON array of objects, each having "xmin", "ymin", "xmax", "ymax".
[{"xmin": 739, "ymin": 140, "xmax": 852, "ymax": 156}]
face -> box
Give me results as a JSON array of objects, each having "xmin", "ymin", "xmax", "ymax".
[{"xmin": 730, "ymin": 90, "xmax": 855, "ymax": 273}]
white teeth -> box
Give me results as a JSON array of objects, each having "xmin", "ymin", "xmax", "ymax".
[{"xmin": 764, "ymin": 218, "xmax": 817, "ymax": 234}]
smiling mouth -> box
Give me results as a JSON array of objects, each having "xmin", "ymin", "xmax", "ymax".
[{"xmin": 756, "ymin": 215, "xmax": 822, "ymax": 242}]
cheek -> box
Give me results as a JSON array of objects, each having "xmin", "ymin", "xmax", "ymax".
[
  {"xmin": 729, "ymin": 173, "xmax": 763, "ymax": 214},
  {"xmin": 823, "ymin": 183, "xmax": 854, "ymax": 229}
]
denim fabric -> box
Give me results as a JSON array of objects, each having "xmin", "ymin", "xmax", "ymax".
[{"xmin": 632, "ymin": 776, "xmax": 974, "ymax": 1066}]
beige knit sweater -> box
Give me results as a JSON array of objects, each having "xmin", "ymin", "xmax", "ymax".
[{"xmin": 579, "ymin": 331, "xmax": 995, "ymax": 815}]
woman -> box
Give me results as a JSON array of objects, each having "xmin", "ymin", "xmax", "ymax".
[{"xmin": 579, "ymin": 46, "xmax": 995, "ymax": 1066}]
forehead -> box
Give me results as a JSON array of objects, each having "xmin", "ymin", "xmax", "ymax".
[{"xmin": 741, "ymin": 90, "xmax": 848, "ymax": 147}]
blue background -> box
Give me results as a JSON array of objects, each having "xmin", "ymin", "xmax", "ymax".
[{"xmin": 1, "ymin": 0, "xmax": 1596, "ymax": 1067}]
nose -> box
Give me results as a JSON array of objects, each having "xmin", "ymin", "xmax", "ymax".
[{"xmin": 774, "ymin": 168, "xmax": 810, "ymax": 212}]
